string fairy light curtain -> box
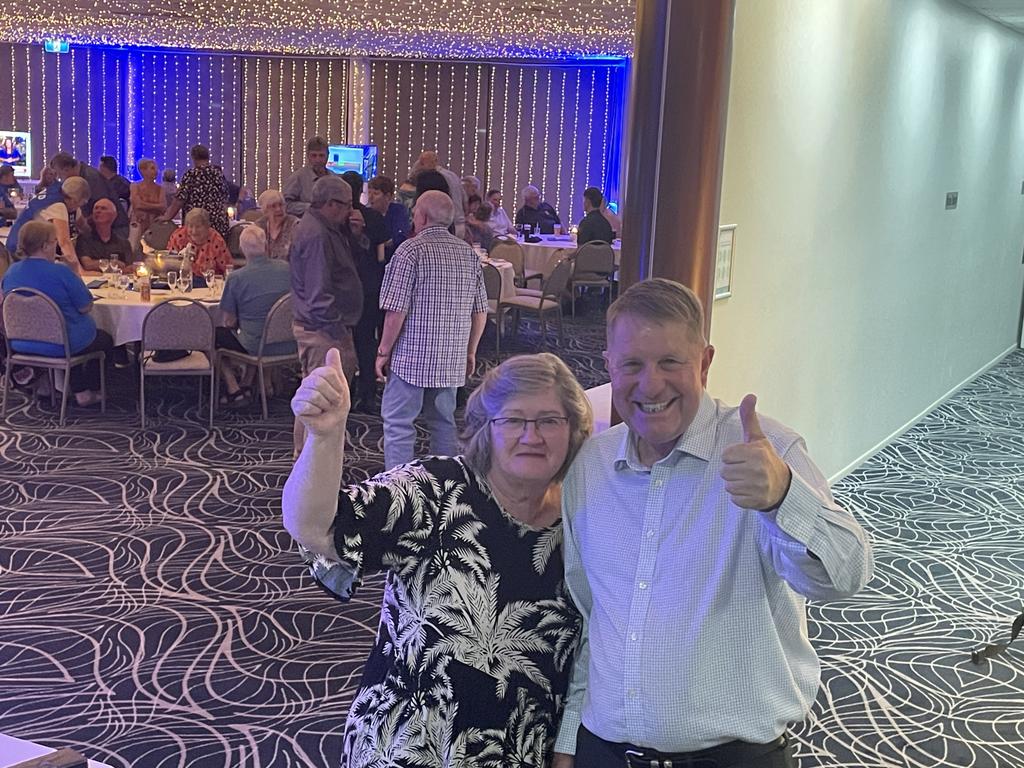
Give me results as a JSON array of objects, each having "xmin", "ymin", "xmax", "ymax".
[{"xmin": 0, "ymin": 41, "xmax": 623, "ymax": 223}]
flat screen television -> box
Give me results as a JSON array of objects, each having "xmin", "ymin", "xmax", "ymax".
[
  {"xmin": 327, "ymin": 144, "xmax": 378, "ymax": 180},
  {"xmin": 0, "ymin": 130, "xmax": 31, "ymax": 177}
]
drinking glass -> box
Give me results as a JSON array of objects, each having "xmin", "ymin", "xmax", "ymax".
[
  {"xmin": 203, "ymin": 268, "xmax": 215, "ymax": 290},
  {"xmin": 98, "ymin": 259, "xmax": 110, "ymax": 278},
  {"xmin": 211, "ymin": 274, "xmax": 223, "ymax": 298},
  {"xmin": 223, "ymin": 266, "xmax": 234, "ymax": 282},
  {"xmin": 116, "ymin": 273, "xmax": 130, "ymax": 298},
  {"xmin": 167, "ymin": 270, "xmax": 179, "ymax": 293}
]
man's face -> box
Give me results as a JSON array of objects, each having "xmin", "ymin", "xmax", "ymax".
[
  {"xmin": 524, "ymin": 190, "xmax": 540, "ymax": 209},
  {"xmin": 487, "ymin": 192, "xmax": 501, "ymax": 209},
  {"xmin": 308, "ymin": 150, "xmax": 327, "ymax": 173},
  {"xmin": 91, "ymin": 199, "xmax": 117, "ymax": 227},
  {"xmin": 604, "ymin": 314, "xmax": 714, "ymax": 466},
  {"xmin": 320, "ymin": 188, "xmax": 352, "ymax": 225}
]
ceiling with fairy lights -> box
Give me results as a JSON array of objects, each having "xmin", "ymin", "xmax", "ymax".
[{"xmin": 0, "ymin": 0, "xmax": 636, "ymax": 59}]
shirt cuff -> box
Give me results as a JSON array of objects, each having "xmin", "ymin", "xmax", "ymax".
[
  {"xmin": 554, "ymin": 708, "xmax": 582, "ymax": 755},
  {"xmin": 770, "ymin": 467, "xmax": 828, "ymax": 547}
]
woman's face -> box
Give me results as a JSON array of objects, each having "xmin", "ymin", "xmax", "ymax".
[
  {"xmin": 141, "ymin": 163, "xmax": 157, "ymax": 182},
  {"xmin": 488, "ymin": 386, "xmax": 572, "ymax": 486},
  {"xmin": 265, "ymin": 198, "xmax": 284, "ymax": 218},
  {"xmin": 187, "ymin": 220, "xmax": 210, "ymax": 245}
]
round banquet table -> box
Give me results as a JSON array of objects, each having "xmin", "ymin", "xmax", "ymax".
[
  {"xmin": 518, "ymin": 235, "xmax": 622, "ymax": 276},
  {"xmin": 88, "ymin": 281, "xmax": 224, "ymax": 346}
]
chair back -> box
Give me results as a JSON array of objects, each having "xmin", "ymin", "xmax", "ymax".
[
  {"xmin": 542, "ymin": 258, "xmax": 573, "ymax": 300},
  {"xmin": 257, "ymin": 293, "xmax": 296, "ymax": 355},
  {"xmin": 0, "ymin": 241, "xmax": 11, "ymax": 281},
  {"xmin": 242, "ymin": 209, "xmax": 263, "ymax": 223},
  {"xmin": 489, "ymin": 238, "xmax": 525, "ymax": 277},
  {"xmin": 141, "ymin": 299, "xmax": 215, "ymax": 353},
  {"xmin": 226, "ymin": 223, "xmax": 249, "ymax": 260},
  {"xmin": 482, "ymin": 263, "xmax": 502, "ymax": 302},
  {"xmin": 573, "ymin": 241, "xmax": 615, "ymax": 276},
  {"xmin": 1, "ymin": 287, "xmax": 70, "ymax": 356},
  {"xmin": 141, "ymin": 220, "xmax": 178, "ymax": 251}
]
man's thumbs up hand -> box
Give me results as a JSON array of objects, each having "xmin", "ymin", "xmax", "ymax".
[{"xmin": 720, "ymin": 394, "xmax": 792, "ymax": 510}]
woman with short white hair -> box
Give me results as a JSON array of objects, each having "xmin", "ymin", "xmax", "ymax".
[
  {"xmin": 166, "ymin": 207, "xmax": 232, "ymax": 275},
  {"xmin": 256, "ymin": 189, "xmax": 299, "ymax": 261}
]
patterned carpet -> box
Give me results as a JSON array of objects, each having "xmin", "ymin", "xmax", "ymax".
[{"xmin": 0, "ymin": 300, "xmax": 1021, "ymax": 768}]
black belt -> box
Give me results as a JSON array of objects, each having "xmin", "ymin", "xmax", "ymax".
[{"xmin": 622, "ymin": 733, "xmax": 787, "ymax": 768}]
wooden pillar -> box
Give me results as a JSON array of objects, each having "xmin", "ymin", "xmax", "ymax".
[{"xmin": 619, "ymin": 0, "xmax": 735, "ymax": 331}]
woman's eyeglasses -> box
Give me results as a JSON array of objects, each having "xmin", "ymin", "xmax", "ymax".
[{"xmin": 489, "ymin": 416, "xmax": 570, "ymax": 437}]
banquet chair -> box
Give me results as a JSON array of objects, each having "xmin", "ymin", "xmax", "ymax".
[
  {"xmin": 569, "ymin": 240, "xmax": 616, "ymax": 318},
  {"xmin": 1, "ymin": 287, "xmax": 106, "ymax": 426},
  {"xmin": 242, "ymin": 209, "xmax": 263, "ymax": 223},
  {"xmin": 226, "ymin": 223, "xmax": 250, "ymax": 268},
  {"xmin": 498, "ymin": 258, "xmax": 572, "ymax": 348},
  {"xmin": 139, "ymin": 298, "xmax": 216, "ymax": 428},
  {"xmin": 489, "ymin": 237, "xmax": 542, "ymax": 287},
  {"xmin": 141, "ymin": 220, "xmax": 178, "ymax": 251},
  {"xmin": 482, "ymin": 262, "xmax": 505, "ymax": 356},
  {"xmin": 216, "ymin": 293, "xmax": 299, "ymax": 419}
]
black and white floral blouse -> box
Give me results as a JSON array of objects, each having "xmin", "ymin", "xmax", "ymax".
[{"xmin": 305, "ymin": 456, "xmax": 581, "ymax": 768}]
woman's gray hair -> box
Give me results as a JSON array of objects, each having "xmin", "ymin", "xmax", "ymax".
[
  {"xmin": 238, "ymin": 225, "xmax": 266, "ymax": 258},
  {"xmin": 184, "ymin": 207, "xmax": 210, "ymax": 227},
  {"xmin": 258, "ymin": 189, "xmax": 284, "ymax": 209},
  {"xmin": 460, "ymin": 353, "xmax": 593, "ymax": 483},
  {"xmin": 60, "ymin": 176, "xmax": 90, "ymax": 205},
  {"xmin": 136, "ymin": 157, "xmax": 156, "ymax": 174}
]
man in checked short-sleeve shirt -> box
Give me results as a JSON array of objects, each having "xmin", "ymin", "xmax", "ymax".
[
  {"xmin": 376, "ymin": 190, "xmax": 488, "ymax": 470},
  {"xmin": 552, "ymin": 279, "xmax": 874, "ymax": 768}
]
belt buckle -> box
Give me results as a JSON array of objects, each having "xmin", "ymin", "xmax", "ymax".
[{"xmin": 624, "ymin": 750, "xmax": 672, "ymax": 768}]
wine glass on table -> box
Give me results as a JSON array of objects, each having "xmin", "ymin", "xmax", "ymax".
[
  {"xmin": 167, "ymin": 270, "xmax": 179, "ymax": 294},
  {"xmin": 203, "ymin": 268, "xmax": 215, "ymax": 297},
  {"xmin": 98, "ymin": 259, "xmax": 110, "ymax": 282}
]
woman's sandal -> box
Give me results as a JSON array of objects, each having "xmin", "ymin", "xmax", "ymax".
[{"xmin": 224, "ymin": 387, "xmax": 251, "ymax": 410}]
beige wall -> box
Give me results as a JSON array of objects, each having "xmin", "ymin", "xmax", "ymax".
[{"xmin": 710, "ymin": 0, "xmax": 1024, "ymax": 477}]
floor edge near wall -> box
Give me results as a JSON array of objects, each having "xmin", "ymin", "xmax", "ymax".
[{"xmin": 828, "ymin": 344, "xmax": 1019, "ymax": 484}]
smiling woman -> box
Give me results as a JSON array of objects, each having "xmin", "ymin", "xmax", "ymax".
[{"xmin": 283, "ymin": 351, "xmax": 593, "ymax": 767}]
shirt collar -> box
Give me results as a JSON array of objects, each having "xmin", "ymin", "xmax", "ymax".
[{"xmin": 614, "ymin": 391, "xmax": 718, "ymax": 471}]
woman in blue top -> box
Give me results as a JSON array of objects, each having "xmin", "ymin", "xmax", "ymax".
[{"xmin": 1, "ymin": 221, "xmax": 112, "ymax": 406}]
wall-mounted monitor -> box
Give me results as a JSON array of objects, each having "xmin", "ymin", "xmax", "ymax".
[
  {"xmin": 327, "ymin": 144, "xmax": 378, "ymax": 180},
  {"xmin": 0, "ymin": 130, "xmax": 31, "ymax": 177}
]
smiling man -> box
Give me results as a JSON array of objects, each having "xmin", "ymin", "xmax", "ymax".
[{"xmin": 552, "ymin": 278, "xmax": 874, "ymax": 768}]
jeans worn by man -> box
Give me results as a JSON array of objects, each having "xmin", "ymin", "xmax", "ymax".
[{"xmin": 376, "ymin": 191, "xmax": 488, "ymax": 470}]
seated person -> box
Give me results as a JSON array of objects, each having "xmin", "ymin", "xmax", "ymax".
[
  {"xmin": 1, "ymin": 221, "xmax": 112, "ymax": 407},
  {"xmin": 216, "ymin": 226, "xmax": 295, "ymax": 407},
  {"xmin": 466, "ymin": 202, "xmax": 495, "ymax": 251},
  {"xmin": 8, "ymin": 176, "xmax": 92, "ymax": 277},
  {"xmin": 576, "ymin": 186, "xmax": 615, "ymax": 246},
  {"xmin": 76, "ymin": 198, "xmax": 133, "ymax": 271},
  {"xmin": 167, "ymin": 207, "xmax": 232, "ymax": 276},
  {"xmin": 0, "ymin": 164, "xmax": 22, "ymax": 223},
  {"xmin": 485, "ymin": 188, "xmax": 516, "ymax": 236},
  {"xmin": 515, "ymin": 185, "xmax": 560, "ymax": 234},
  {"xmin": 255, "ymin": 189, "xmax": 299, "ymax": 261}
]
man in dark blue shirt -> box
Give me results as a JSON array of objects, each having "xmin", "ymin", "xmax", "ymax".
[
  {"xmin": 515, "ymin": 185, "xmax": 561, "ymax": 234},
  {"xmin": 576, "ymin": 187, "xmax": 615, "ymax": 246}
]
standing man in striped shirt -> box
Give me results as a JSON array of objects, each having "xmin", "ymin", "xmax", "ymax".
[
  {"xmin": 376, "ymin": 190, "xmax": 488, "ymax": 470},
  {"xmin": 553, "ymin": 279, "xmax": 873, "ymax": 768}
]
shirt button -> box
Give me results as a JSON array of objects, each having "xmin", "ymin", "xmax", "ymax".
[
  {"xmin": 638, "ymin": 581, "xmax": 648, "ymax": 590},
  {"xmin": 628, "ymin": 689, "xmax": 638, "ymax": 699},
  {"xmin": 654, "ymin": 479, "xmax": 664, "ymax": 488},
  {"xmin": 630, "ymin": 632, "xmax": 638, "ymax": 641},
  {"xmin": 646, "ymin": 529, "xmax": 655, "ymax": 538}
]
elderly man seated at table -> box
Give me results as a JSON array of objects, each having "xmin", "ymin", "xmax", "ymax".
[
  {"xmin": 216, "ymin": 226, "xmax": 295, "ymax": 408},
  {"xmin": 167, "ymin": 208, "xmax": 232, "ymax": 276},
  {"xmin": 515, "ymin": 185, "xmax": 561, "ymax": 234},
  {"xmin": 256, "ymin": 189, "xmax": 299, "ymax": 261},
  {"xmin": 7, "ymin": 176, "xmax": 92, "ymax": 276},
  {"xmin": 77, "ymin": 198, "xmax": 133, "ymax": 272},
  {"xmin": 1, "ymin": 221, "xmax": 112, "ymax": 407}
]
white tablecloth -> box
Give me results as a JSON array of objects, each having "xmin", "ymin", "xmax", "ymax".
[
  {"xmin": 90, "ymin": 283, "xmax": 223, "ymax": 346},
  {"xmin": 519, "ymin": 235, "xmax": 622, "ymax": 275}
]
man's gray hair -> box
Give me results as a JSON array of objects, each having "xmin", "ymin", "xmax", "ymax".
[
  {"xmin": 460, "ymin": 352, "xmax": 593, "ymax": 483},
  {"xmin": 257, "ymin": 189, "xmax": 284, "ymax": 209},
  {"xmin": 238, "ymin": 225, "xmax": 267, "ymax": 259},
  {"xmin": 61, "ymin": 176, "xmax": 90, "ymax": 204},
  {"xmin": 520, "ymin": 185, "xmax": 539, "ymax": 203},
  {"xmin": 310, "ymin": 175, "xmax": 351, "ymax": 208},
  {"xmin": 607, "ymin": 278, "xmax": 707, "ymax": 344},
  {"xmin": 415, "ymin": 190, "xmax": 455, "ymax": 228}
]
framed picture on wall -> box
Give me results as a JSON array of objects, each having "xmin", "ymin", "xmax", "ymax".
[{"xmin": 715, "ymin": 225, "xmax": 736, "ymax": 300}]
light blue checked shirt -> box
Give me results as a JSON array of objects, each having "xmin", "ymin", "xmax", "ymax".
[{"xmin": 555, "ymin": 393, "xmax": 873, "ymax": 753}]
